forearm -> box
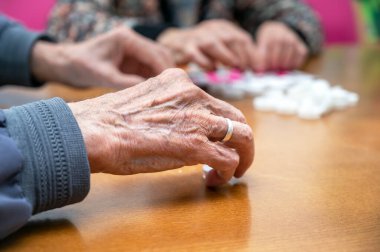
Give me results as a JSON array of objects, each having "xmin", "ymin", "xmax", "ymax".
[
  {"xmin": 30, "ymin": 42, "xmax": 72, "ymax": 84},
  {"xmin": 0, "ymin": 16, "xmax": 53, "ymax": 87},
  {"xmin": 30, "ymin": 41, "xmax": 91, "ymax": 87}
]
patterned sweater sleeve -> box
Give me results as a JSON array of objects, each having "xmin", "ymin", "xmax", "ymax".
[
  {"xmin": 203, "ymin": 0, "xmax": 323, "ymax": 55},
  {"xmin": 47, "ymin": 0, "xmax": 171, "ymax": 42},
  {"xmin": 0, "ymin": 98, "xmax": 90, "ymax": 239}
]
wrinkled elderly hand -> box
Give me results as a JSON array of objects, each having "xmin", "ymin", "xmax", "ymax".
[
  {"xmin": 255, "ymin": 21, "xmax": 308, "ymax": 71},
  {"xmin": 69, "ymin": 69, "xmax": 254, "ymax": 187},
  {"xmin": 158, "ymin": 20, "xmax": 257, "ymax": 71},
  {"xmin": 32, "ymin": 27, "xmax": 174, "ymax": 88}
]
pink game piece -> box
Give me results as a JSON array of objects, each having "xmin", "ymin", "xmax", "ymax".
[
  {"xmin": 206, "ymin": 72, "xmax": 221, "ymax": 85},
  {"xmin": 276, "ymin": 70, "xmax": 288, "ymax": 76},
  {"xmin": 228, "ymin": 69, "xmax": 243, "ymax": 82}
]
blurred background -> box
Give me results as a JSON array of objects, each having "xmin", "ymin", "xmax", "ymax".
[{"xmin": 0, "ymin": 0, "xmax": 379, "ymax": 46}]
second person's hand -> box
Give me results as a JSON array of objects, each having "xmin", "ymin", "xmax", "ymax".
[
  {"xmin": 158, "ymin": 20, "xmax": 258, "ymax": 71},
  {"xmin": 32, "ymin": 27, "xmax": 175, "ymax": 88},
  {"xmin": 255, "ymin": 21, "xmax": 308, "ymax": 71}
]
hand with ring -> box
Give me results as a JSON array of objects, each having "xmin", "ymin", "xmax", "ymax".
[{"xmin": 69, "ymin": 69, "xmax": 254, "ymax": 186}]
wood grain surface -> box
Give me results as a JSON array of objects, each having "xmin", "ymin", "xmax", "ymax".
[{"xmin": 1, "ymin": 46, "xmax": 380, "ymax": 251}]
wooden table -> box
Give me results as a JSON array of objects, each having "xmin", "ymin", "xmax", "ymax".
[{"xmin": 1, "ymin": 46, "xmax": 380, "ymax": 251}]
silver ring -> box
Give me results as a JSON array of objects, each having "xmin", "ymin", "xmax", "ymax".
[{"xmin": 222, "ymin": 118, "xmax": 233, "ymax": 143}]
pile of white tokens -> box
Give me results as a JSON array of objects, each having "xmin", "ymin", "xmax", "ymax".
[
  {"xmin": 188, "ymin": 66, "xmax": 360, "ymax": 120},
  {"xmin": 251, "ymin": 73, "xmax": 359, "ymax": 120}
]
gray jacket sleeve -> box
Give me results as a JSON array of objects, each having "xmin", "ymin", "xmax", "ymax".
[
  {"xmin": 0, "ymin": 15, "xmax": 52, "ymax": 87},
  {"xmin": 0, "ymin": 98, "xmax": 90, "ymax": 239}
]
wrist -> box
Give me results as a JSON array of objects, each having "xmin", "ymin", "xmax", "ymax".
[
  {"xmin": 68, "ymin": 102, "xmax": 102, "ymax": 174},
  {"xmin": 31, "ymin": 41, "xmax": 71, "ymax": 84}
]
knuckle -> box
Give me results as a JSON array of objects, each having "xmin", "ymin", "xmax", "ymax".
[
  {"xmin": 216, "ymin": 19, "xmax": 230, "ymax": 26},
  {"xmin": 161, "ymin": 68, "xmax": 187, "ymax": 78},
  {"xmin": 231, "ymin": 154, "xmax": 240, "ymax": 167},
  {"xmin": 299, "ymin": 46, "xmax": 308, "ymax": 56},
  {"xmin": 189, "ymin": 84, "xmax": 206, "ymax": 96},
  {"xmin": 111, "ymin": 26, "xmax": 125, "ymax": 36},
  {"xmin": 273, "ymin": 35, "xmax": 285, "ymax": 44},
  {"xmin": 200, "ymin": 39, "xmax": 215, "ymax": 49},
  {"xmin": 235, "ymin": 110, "xmax": 246, "ymax": 123},
  {"xmin": 229, "ymin": 152, "xmax": 240, "ymax": 168},
  {"xmin": 241, "ymin": 124, "xmax": 254, "ymax": 143},
  {"xmin": 198, "ymin": 89, "xmax": 209, "ymax": 99},
  {"xmin": 192, "ymin": 135, "xmax": 209, "ymax": 146},
  {"xmin": 227, "ymin": 106, "xmax": 246, "ymax": 123},
  {"xmin": 267, "ymin": 40, "xmax": 277, "ymax": 49},
  {"xmin": 238, "ymin": 33, "xmax": 252, "ymax": 44},
  {"xmin": 204, "ymin": 19, "xmax": 224, "ymax": 27},
  {"xmin": 209, "ymin": 121, "xmax": 220, "ymax": 135},
  {"xmin": 157, "ymin": 45, "xmax": 169, "ymax": 54},
  {"xmin": 72, "ymin": 55, "xmax": 90, "ymax": 70},
  {"xmin": 157, "ymin": 68, "xmax": 196, "ymax": 90},
  {"xmin": 181, "ymin": 86, "xmax": 206, "ymax": 103},
  {"xmin": 184, "ymin": 48, "xmax": 197, "ymax": 59},
  {"xmin": 283, "ymin": 37, "xmax": 295, "ymax": 46},
  {"xmin": 114, "ymin": 26, "xmax": 132, "ymax": 40},
  {"xmin": 221, "ymin": 35, "xmax": 233, "ymax": 43}
]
